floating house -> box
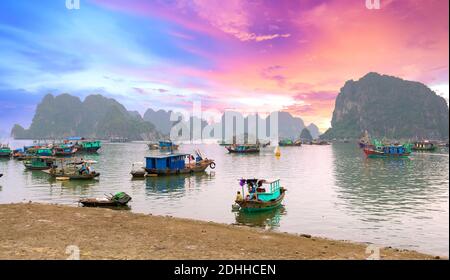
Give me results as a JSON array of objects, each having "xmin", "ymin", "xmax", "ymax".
[{"xmin": 145, "ymin": 153, "xmax": 214, "ymax": 175}]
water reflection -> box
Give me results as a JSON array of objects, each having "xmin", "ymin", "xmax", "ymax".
[
  {"xmin": 234, "ymin": 206, "xmax": 286, "ymax": 229},
  {"xmin": 332, "ymin": 143, "xmax": 448, "ymax": 220}
]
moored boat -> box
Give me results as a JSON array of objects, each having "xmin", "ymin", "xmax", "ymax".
[
  {"xmin": 158, "ymin": 140, "xmax": 179, "ymax": 150},
  {"xmin": 42, "ymin": 158, "xmax": 100, "ymax": 180},
  {"xmin": 147, "ymin": 142, "xmax": 159, "ymax": 150},
  {"xmin": 12, "ymin": 148, "xmax": 25, "ymax": 159},
  {"xmin": 225, "ymin": 144, "xmax": 260, "ymax": 153},
  {"xmin": 79, "ymin": 192, "xmax": 132, "ymax": 207},
  {"xmin": 130, "ymin": 162, "xmax": 147, "ymax": 178},
  {"xmin": 52, "ymin": 144, "xmax": 78, "ymax": 156},
  {"xmin": 65, "ymin": 137, "xmax": 101, "ymax": 153},
  {"xmin": 0, "ymin": 144, "xmax": 12, "ymax": 158},
  {"xmin": 23, "ymin": 157, "xmax": 55, "ymax": 170},
  {"xmin": 278, "ymin": 139, "xmax": 302, "ymax": 147},
  {"xmin": 144, "ymin": 150, "xmax": 215, "ymax": 175},
  {"xmin": 363, "ymin": 140, "xmax": 412, "ymax": 158},
  {"xmin": 234, "ymin": 179, "xmax": 286, "ymax": 212},
  {"xmin": 412, "ymin": 141, "xmax": 437, "ymax": 152}
]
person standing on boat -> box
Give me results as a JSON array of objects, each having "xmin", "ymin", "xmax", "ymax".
[{"xmin": 235, "ymin": 191, "xmax": 243, "ymax": 202}]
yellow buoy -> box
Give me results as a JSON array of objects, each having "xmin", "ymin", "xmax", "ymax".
[{"xmin": 274, "ymin": 146, "xmax": 281, "ymax": 157}]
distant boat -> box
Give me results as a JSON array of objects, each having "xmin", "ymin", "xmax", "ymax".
[
  {"xmin": 225, "ymin": 144, "xmax": 260, "ymax": 153},
  {"xmin": 110, "ymin": 137, "xmax": 130, "ymax": 143},
  {"xmin": 363, "ymin": 140, "xmax": 412, "ymax": 158},
  {"xmin": 65, "ymin": 137, "xmax": 101, "ymax": 153},
  {"xmin": 130, "ymin": 162, "xmax": 146, "ymax": 178},
  {"xmin": 358, "ymin": 130, "xmax": 373, "ymax": 148},
  {"xmin": 43, "ymin": 158, "xmax": 100, "ymax": 180},
  {"xmin": 23, "ymin": 157, "xmax": 55, "ymax": 170},
  {"xmin": 158, "ymin": 140, "xmax": 179, "ymax": 150},
  {"xmin": 234, "ymin": 179, "xmax": 286, "ymax": 212},
  {"xmin": 12, "ymin": 148, "xmax": 25, "ymax": 159},
  {"xmin": 0, "ymin": 144, "xmax": 12, "ymax": 158},
  {"xmin": 52, "ymin": 144, "xmax": 78, "ymax": 157},
  {"xmin": 278, "ymin": 139, "xmax": 301, "ymax": 147},
  {"xmin": 144, "ymin": 150, "xmax": 214, "ymax": 176},
  {"xmin": 412, "ymin": 141, "xmax": 437, "ymax": 152}
]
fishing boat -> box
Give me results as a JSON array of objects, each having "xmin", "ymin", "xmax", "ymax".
[
  {"xmin": 12, "ymin": 148, "xmax": 25, "ymax": 159},
  {"xmin": 233, "ymin": 179, "xmax": 286, "ymax": 212},
  {"xmin": 65, "ymin": 137, "xmax": 101, "ymax": 153},
  {"xmin": 79, "ymin": 192, "xmax": 132, "ymax": 207},
  {"xmin": 0, "ymin": 144, "xmax": 12, "ymax": 158},
  {"xmin": 278, "ymin": 139, "xmax": 302, "ymax": 147},
  {"xmin": 412, "ymin": 141, "xmax": 437, "ymax": 152},
  {"xmin": 147, "ymin": 142, "xmax": 160, "ymax": 150},
  {"xmin": 363, "ymin": 140, "xmax": 412, "ymax": 158},
  {"xmin": 144, "ymin": 150, "xmax": 215, "ymax": 176},
  {"xmin": 42, "ymin": 158, "xmax": 100, "ymax": 180},
  {"xmin": 130, "ymin": 162, "xmax": 147, "ymax": 178},
  {"xmin": 158, "ymin": 140, "xmax": 179, "ymax": 150},
  {"xmin": 23, "ymin": 157, "xmax": 55, "ymax": 170},
  {"xmin": 358, "ymin": 130, "xmax": 373, "ymax": 148},
  {"xmin": 52, "ymin": 144, "xmax": 78, "ymax": 156},
  {"xmin": 109, "ymin": 137, "xmax": 130, "ymax": 143},
  {"xmin": 225, "ymin": 144, "xmax": 260, "ymax": 153}
]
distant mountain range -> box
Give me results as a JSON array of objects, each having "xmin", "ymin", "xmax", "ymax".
[
  {"xmin": 143, "ymin": 109, "xmax": 321, "ymax": 140},
  {"xmin": 11, "ymin": 94, "xmax": 162, "ymax": 140},
  {"xmin": 11, "ymin": 93, "xmax": 320, "ymax": 141},
  {"xmin": 321, "ymin": 72, "xmax": 449, "ymax": 140}
]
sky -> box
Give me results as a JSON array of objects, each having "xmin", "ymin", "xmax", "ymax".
[{"xmin": 0, "ymin": 0, "xmax": 448, "ymax": 135}]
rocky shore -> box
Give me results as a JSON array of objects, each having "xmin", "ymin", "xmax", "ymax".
[{"xmin": 0, "ymin": 203, "xmax": 438, "ymax": 260}]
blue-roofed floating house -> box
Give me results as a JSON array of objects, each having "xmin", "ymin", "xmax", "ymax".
[{"xmin": 144, "ymin": 152, "xmax": 215, "ymax": 175}]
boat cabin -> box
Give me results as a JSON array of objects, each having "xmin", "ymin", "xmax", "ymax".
[
  {"xmin": 145, "ymin": 154, "xmax": 189, "ymax": 171},
  {"xmin": 239, "ymin": 178, "xmax": 281, "ymax": 202}
]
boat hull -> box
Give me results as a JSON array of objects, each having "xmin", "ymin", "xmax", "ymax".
[
  {"xmin": 363, "ymin": 148, "xmax": 410, "ymax": 158},
  {"xmin": 77, "ymin": 147, "xmax": 101, "ymax": 153},
  {"xmin": 225, "ymin": 146, "xmax": 260, "ymax": 153},
  {"xmin": 236, "ymin": 188, "xmax": 286, "ymax": 212},
  {"xmin": 42, "ymin": 170, "xmax": 100, "ymax": 180},
  {"xmin": 145, "ymin": 160, "xmax": 213, "ymax": 175},
  {"xmin": 79, "ymin": 200, "xmax": 129, "ymax": 207}
]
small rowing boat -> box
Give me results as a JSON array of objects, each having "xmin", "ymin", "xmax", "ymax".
[
  {"xmin": 79, "ymin": 192, "xmax": 132, "ymax": 207},
  {"xmin": 225, "ymin": 144, "xmax": 260, "ymax": 153},
  {"xmin": 130, "ymin": 162, "xmax": 147, "ymax": 178}
]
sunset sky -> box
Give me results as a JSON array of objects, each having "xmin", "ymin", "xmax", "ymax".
[{"xmin": 0, "ymin": 0, "xmax": 448, "ymax": 135}]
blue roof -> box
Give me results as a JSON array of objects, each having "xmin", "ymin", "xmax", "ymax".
[
  {"xmin": 66, "ymin": 137, "xmax": 83, "ymax": 140},
  {"xmin": 145, "ymin": 153, "xmax": 189, "ymax": 159}
]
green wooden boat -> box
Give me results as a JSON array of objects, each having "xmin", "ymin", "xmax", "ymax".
[
  {"xmin": 23, "ymin": 157, "xmax": 55, "ymax": 170},
  {"xmin": 234, "ymin": 179, "xmax": 286, "ymax": 212},
  {"xmin": 412, "ymin": 141, "xmax": 437, "ymax": 152},
  {"xmin": 0, "ymin": 145, "xmax": 12, "ymax": 158}
]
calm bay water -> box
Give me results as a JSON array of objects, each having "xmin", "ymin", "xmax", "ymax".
[{"xmin": 0, "ymin": 140, "xmax": 448, "ymax": 256}]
